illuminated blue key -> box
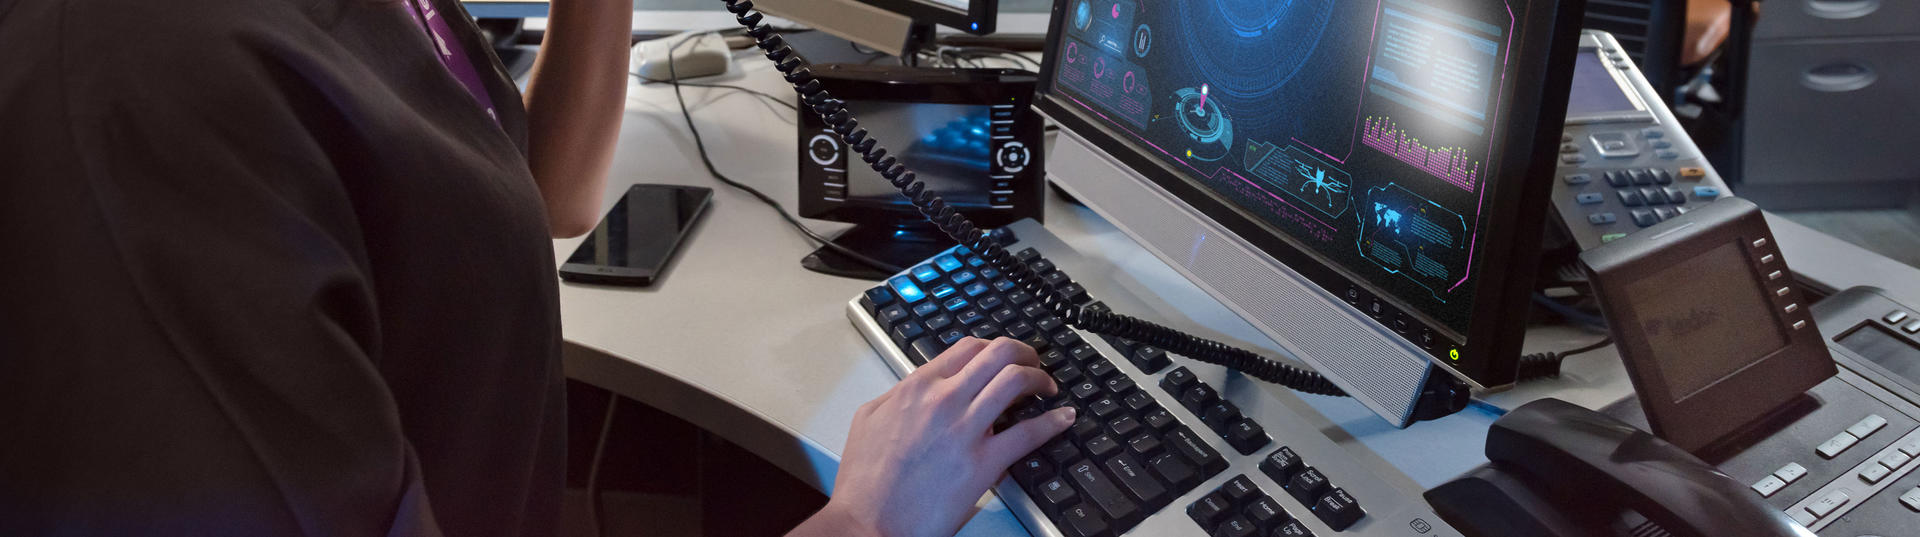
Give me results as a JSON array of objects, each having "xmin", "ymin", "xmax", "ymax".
[
  {"xmin": 980, "ymin": 267, "xmax": 1001, "ymax": 279},
  {"xmin": 964, "ymin": 282, "xmax": 991, "ymax": 297},
  {"xmin": 954, "ymin": 245, "xmax": 973, "ymax": 256},
  {"xmin": 993, "ymin": 279, "xmax": 1017, "ymax": 292},
  {"xmin": 934, "ymin": 255, "xmax": 964, "ymax": 273},
  {"xmin": 943, "ymin": 296, "xmax": 970, "ymax": 312},
  {"xmin": 949, "ymin": 271, "xmax": 977, "ymax": 285},
  {"xmin": 888, "ymin": 276, "xmax": 926, "ymax": 303},
  {"xmin": 966, "ymin": 256, "xmax": 987, "ymax": 267},
  {"xmin": 1693, "ymin": 186, "xmax": 1721, "ymax": 199},
  {"xmin": 930, "ymin": 284, "xmax": 958, "ymax": 299},
  {"xmin": 912, "ymin": 264, "xmax": 942, "ymax": 283}
]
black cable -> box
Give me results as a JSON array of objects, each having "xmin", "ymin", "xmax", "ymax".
[
  {"xmin": 721, "ymin": 0, "xmax": 1355, "ymax": 399},
  {"xmin": 632, "ymin": 73, "xmax": 799, "ymax": 112},
  {"xmin": 663, "ymin": 33, "xmax": 904, "ymax": 274},
  {"xmin": 1514, "ymin": 337, "xmax": 1613, "ymax": 382}
]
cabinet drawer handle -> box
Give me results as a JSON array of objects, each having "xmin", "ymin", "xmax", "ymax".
[
  {"xmin": 1801, "ymin": 61, "xmax": 1877, "ymax": 92},
  {"xmin": 1804, "ymin": 0, "xmax": 1880, "ymax": 19}
]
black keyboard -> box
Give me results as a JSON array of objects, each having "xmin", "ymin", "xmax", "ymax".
[{"xmin": 852, "ymin": 230, "xmax": 1371, "ymax": 537}]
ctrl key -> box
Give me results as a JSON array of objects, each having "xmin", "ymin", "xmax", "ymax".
[
  {"xmin": 1059, "ymin": 504, "xmax": 1112, "ymax": 537},
  {"xmin": 1311, "ymin": 488, "xmax": 1365, "ymax": 531}
]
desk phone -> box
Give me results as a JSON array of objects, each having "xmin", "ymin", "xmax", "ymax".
[{"xmin": 1552, "ymin": 31, "xmax": 1732, "ymax": 250}]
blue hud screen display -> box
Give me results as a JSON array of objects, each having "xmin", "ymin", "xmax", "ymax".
[{"xmin": 1050, "ymin": 0, "xmax": 1531, "ymax": 335}]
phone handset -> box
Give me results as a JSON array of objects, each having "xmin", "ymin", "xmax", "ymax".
[{"xmin": 1431, "ymin": 398, "xmax": 1812, "ymax": 537}]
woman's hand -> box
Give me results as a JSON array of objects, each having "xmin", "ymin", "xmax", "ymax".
[{"xmin": 790, "ymin": 337, "xmax": 1076, "ymax": 537}]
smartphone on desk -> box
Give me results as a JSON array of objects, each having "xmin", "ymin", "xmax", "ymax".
[{"xmin": 559, "ymin": 184, "xmax": 713, "ymax": 287}]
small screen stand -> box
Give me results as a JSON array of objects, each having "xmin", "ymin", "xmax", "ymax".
[{"xmin": 802, "ymin": 223, "xmax": 957, "ymax": 280}]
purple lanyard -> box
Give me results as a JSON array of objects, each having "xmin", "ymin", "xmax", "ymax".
[{"xmin": 403, "ymin": 0, "xmax": 499, "ymax": 125}]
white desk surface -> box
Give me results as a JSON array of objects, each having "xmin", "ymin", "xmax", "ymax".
[{"xmin": 552, "ymin": 45, "xmax": 1913, "ymax": 536}]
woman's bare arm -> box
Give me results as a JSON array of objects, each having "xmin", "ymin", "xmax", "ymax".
[{"xmin": 521, "ymin": 0, "xmax": 633, "ymax": 237}]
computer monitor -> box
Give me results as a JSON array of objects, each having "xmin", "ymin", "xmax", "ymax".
[
  {"xmin": 855, "ymin": 0, "xmax": 997, "ymax": 34},
  {"xmin": 1034, "ymin": 0, "xmax": 1584, "ymax": 424},
  {"xmin": 796, "ymin": 65, "xmax": 1046, "ymax": 278}
]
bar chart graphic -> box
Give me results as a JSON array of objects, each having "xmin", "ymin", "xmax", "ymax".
[{"xmin": 1360, "ymin": 116, "xmax": 1481, "ymax": 191}]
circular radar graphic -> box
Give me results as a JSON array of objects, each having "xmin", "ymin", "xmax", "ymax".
[
  {"xmin": 1173, "ymin": 85, "xmax": 1232, "ymax": 161},
  {"xmin": 1173, "ymin": 0, "xmax": 1335, "ymax": 102}
]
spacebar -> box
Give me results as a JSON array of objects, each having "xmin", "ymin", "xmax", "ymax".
[{"xmin": 1067, "ymin": 459, "xmax": 1139, "ymax": 524}]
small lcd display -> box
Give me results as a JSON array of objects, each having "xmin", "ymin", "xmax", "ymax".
[
  {"xmin": 845, "ymin": 101, "xmax": 993, "ymax": 208},
  {"xmin": 1566, "ymin": 51, "xmax": 1641, "ymax": 118},
  {"xmin": 1839, "ymin": 324, "xmax": 1920, "ymax": 386},
  {"xmin": 1624, "ymin": 242, "xmax": 1789, "ymax": 399}
]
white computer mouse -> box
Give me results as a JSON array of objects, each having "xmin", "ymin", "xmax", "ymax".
[{"xmin": 631, "ymin": 32, "xmax": 733, "ymax": 82}]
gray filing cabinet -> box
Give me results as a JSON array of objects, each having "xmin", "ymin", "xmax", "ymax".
[{"xmin": 1741, "ymin": 0, "xmax": 1920, "ymax": 210}]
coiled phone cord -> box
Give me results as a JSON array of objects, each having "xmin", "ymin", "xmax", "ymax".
[{"xmin": 721, "ymin": 0, "xmax": 1351, "ymax": 397}]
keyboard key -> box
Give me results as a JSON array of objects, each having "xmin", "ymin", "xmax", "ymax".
[
  {"xmin": 1222, "ymin": 475, "xmax": 1259, "ymax": 505},
  {"xmin": 923, "ymin": 313, "xmax": 953, "ymax": 331},
  {"xmin": 933, "ymin": 254, "xmax": 963, "ymax": 272},
  {"xmin": 1066, "ymin": 459, "xmax": 1140, "ymax": 525},
  {"xmin": 1189, "ymin": 491, "xmax": 1234, "ymax": 529},
  {"xmin": 1021, "ymin": 334, "xmax": 1052, "ymax": 354},
  {"xmin": 1015, "ymin": 248, "xmax": 1041, "ymax": 262},
  {"xmin": 941, "ymin": 295, "xmax": 968, "ymax": 312},
  {"xmin": 1126, "ymin": 433, "xmax": 1162, "ymax": 458},
  {"xmin": 905, "ymin": 337, "xmax": 946, "ymax": 366},
  {"xmin": 1035, "ymin": 316, "xmax": 1065, "ymax": 333},
  {"xmin": 963, "ymin": 282, "xmax": 991, "ymax": 297},
  {"xmin": 948, "ymin": 270, "xmax": 976, "ymax": 286},
  {"xmin": 1603, "ymin": 170, "xmax": 1630, "ymax": 187},
  {"xmin": 968, "ymin": 324, "xmax": 1002, "ymax": 340},
  {"xmin": 1260, "ymin": 447, "xmax": 1303, "ymax": 483},
  {"xmin": 912, "ymin": 264, "xmax": 942, "ymax": 282},
  {"xmin": 1006, "ymin": 290, "xmax": 1033, "ymax": 305},
  {"xmin": 1069, "ymin": 344, "xmax": 1101, "ymax": 363},
  {"xmin": 1061, "ymin": 283, "xmax": 1092, "ymax": 305},
  {"xmin": 1053, "ymin": 365, "xmax": 1085, "ymax": 385},
  {"xmin": 1013, "ymin": 455, "xmax": 1054, "ymax": 488},
  {"xmin": 956, "ymin": 309, "xmax": 987, "ymax": 326},
  {"xmin": 1023, "ymin": 302, "xmax": 1051, "ymax": 319},
  {"xmin": 1130, "ymin": 347, "xmax": 1170, "ymax": 373},
  {"xmin": 1628, "ymin": 168, "xmax": 1652, "ymax": 185},
  {"xmin": 1286, "ymin": 467, "xmax": 1330, "ymax": 505},
  {"xmin": 1143, "ymin": 408, "xmax": 1177, "ymax": 431},
  {"xmin": 1149, "ymin": 452, "xmax": 1198, "ymax": 490},
  {"xmin": 1043, "ymin": 270, "xmax": 1071, "ymax": 286},
  {"xmin": 888, "ymin": 276, "xmax": 927, "ymax": 303},
  {"xmin": 1036, "ymin": 476, "xmax": 1080, "ymax": 513},
  {"xmin": 862, "ymin": 287, "xmax": 895, "ymax": 311},
  {"xmin": 1108, "ymin": 416, "xmax": 1143, "ymax": 439},
  {"xmin": 1040, "ymin": 349, "xmax": 1072, "ymax": 369},
  {"xmin": 1030, "ymin": 259, "xmax": 1056, "ymax": 273},
  {"xmin": 1168, "ymin": 427, "xmax": 1228, "ymax": 475},
  {"xmin": 1213, "ymin": 515, "xmax": 1257, "ymax": 537},
  {"xmin": 1086, "ymin": 358, "xmax": 1118, "ymax": 379},
  {"xmin": 1122, "ymin": 391, "xmax": 1156, "ymax": 413},
  {"xmin": 1090, "ymin": 397, "xmax": 1124, "ymax": 419},
  {"xmin": 1071, "ymin": 380, "xmax": 1103, "ymax": 401},
  {"xmin": 889, "ymin": 322, "xmax": 926, "ymax": 347},
  {"xmin": 1182, "ymin": 385, "xmax": 1220, "ymax": 412},
  {"xmin": 1203, "ymin": 401, "xmax": 1242, "ymax": 431},
  {"xmin": 1045, "ymin": 438, "xmax": 1083, "ymax": 465},
  {"xmin": 1226, "ymin": 419, "xmax": 1271, "ymax": 455},
  {"xmin": 1004, "ymin": 321, "xmax": 1036, "ymax": 340},
  {"xmin": 1162, "ymin": 367, "xmax": 1198, "ymax": 394},
  {"xmin": 992, "ymin": 279, "xmax": 1017, "ymax": 292},
  {"xmin": 979, "ymin": 267, "xmax": 1001, "ymax": 280},
  {"xmin": 976, "ymin": 295, "xmax": 1004, "ymax": 312},
  {"xmin": 910, "ymin": 300, "xmax": 940, "ymax": 317},
  {"xmin": 935, "ymin": 328, "xmax": 968, "ymax": 346},
  {"xmin": 1312, "ymin": 488, "xmax": 1364, "ymax": 531},
  {"xmin": 1105, "ymin": 454, "xmax": 1170, "ymax": 508},
  {"xmin": 1059, "ymin": 503, "xmax": 1110, "ymax": 537},
  {"xmin": 1244, "ymin": 495, "xmax": 1287, "ymax": 529},
  {"xmin": 1274, "ymin": 519, "xmax": 1314, "ymax": 536},
  {"xmin": 991, "ymin": 308, "xmax": 1019, "ymax": 324},
  {"xmin": 1070, "ymin": 414, "xmax": 1102, "ymax": 440},
  {"xmin": 876, "ymin": 303, "xmax": 910, "ymax": 329},
  {"xmin": 1053, "ymin": 331, "xmax": 1085, "ymax": 349}
]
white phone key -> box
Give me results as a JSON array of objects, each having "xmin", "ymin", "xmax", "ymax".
[
  {"xmin": 1774, "ymin": 462, "xmax": 1808, "ymax": 483},
  {"xmin": 1752, "ymin": 476, "xmax": 1787, "ymax": 497}
]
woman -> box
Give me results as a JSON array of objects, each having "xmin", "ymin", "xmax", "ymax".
[{"xmin": 0, "ymin": 0, "xmax": 1072, "ymax": 535}]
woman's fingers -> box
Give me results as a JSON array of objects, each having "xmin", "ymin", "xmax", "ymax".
[
  {"xmin": 948, "ymin": 338, "xmax": 1040, "ymax": 398},
  {"xmin": 983, "ymin": 407, "xmax": 1076, "ymax": 471},
  {"xmin": 913, "ymin": 337, "xmax": 992, "ymax": 379},
  {"xmin": 963, "ymin": 364, "xmax": 1059, "ymax": 431}
]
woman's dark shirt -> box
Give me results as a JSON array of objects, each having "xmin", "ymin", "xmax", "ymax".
[{"xmin": 0, "ymin": 0, "xmax": 563, "ymax": 535}]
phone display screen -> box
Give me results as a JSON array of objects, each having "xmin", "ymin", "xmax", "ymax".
[
  {"xmin": 565, "ymin": 185, "xmax": 712, "ymax": 281},
  {"xmin": 1623, "ymin": 241, "xmax": 1788, "ymax": 399}
]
